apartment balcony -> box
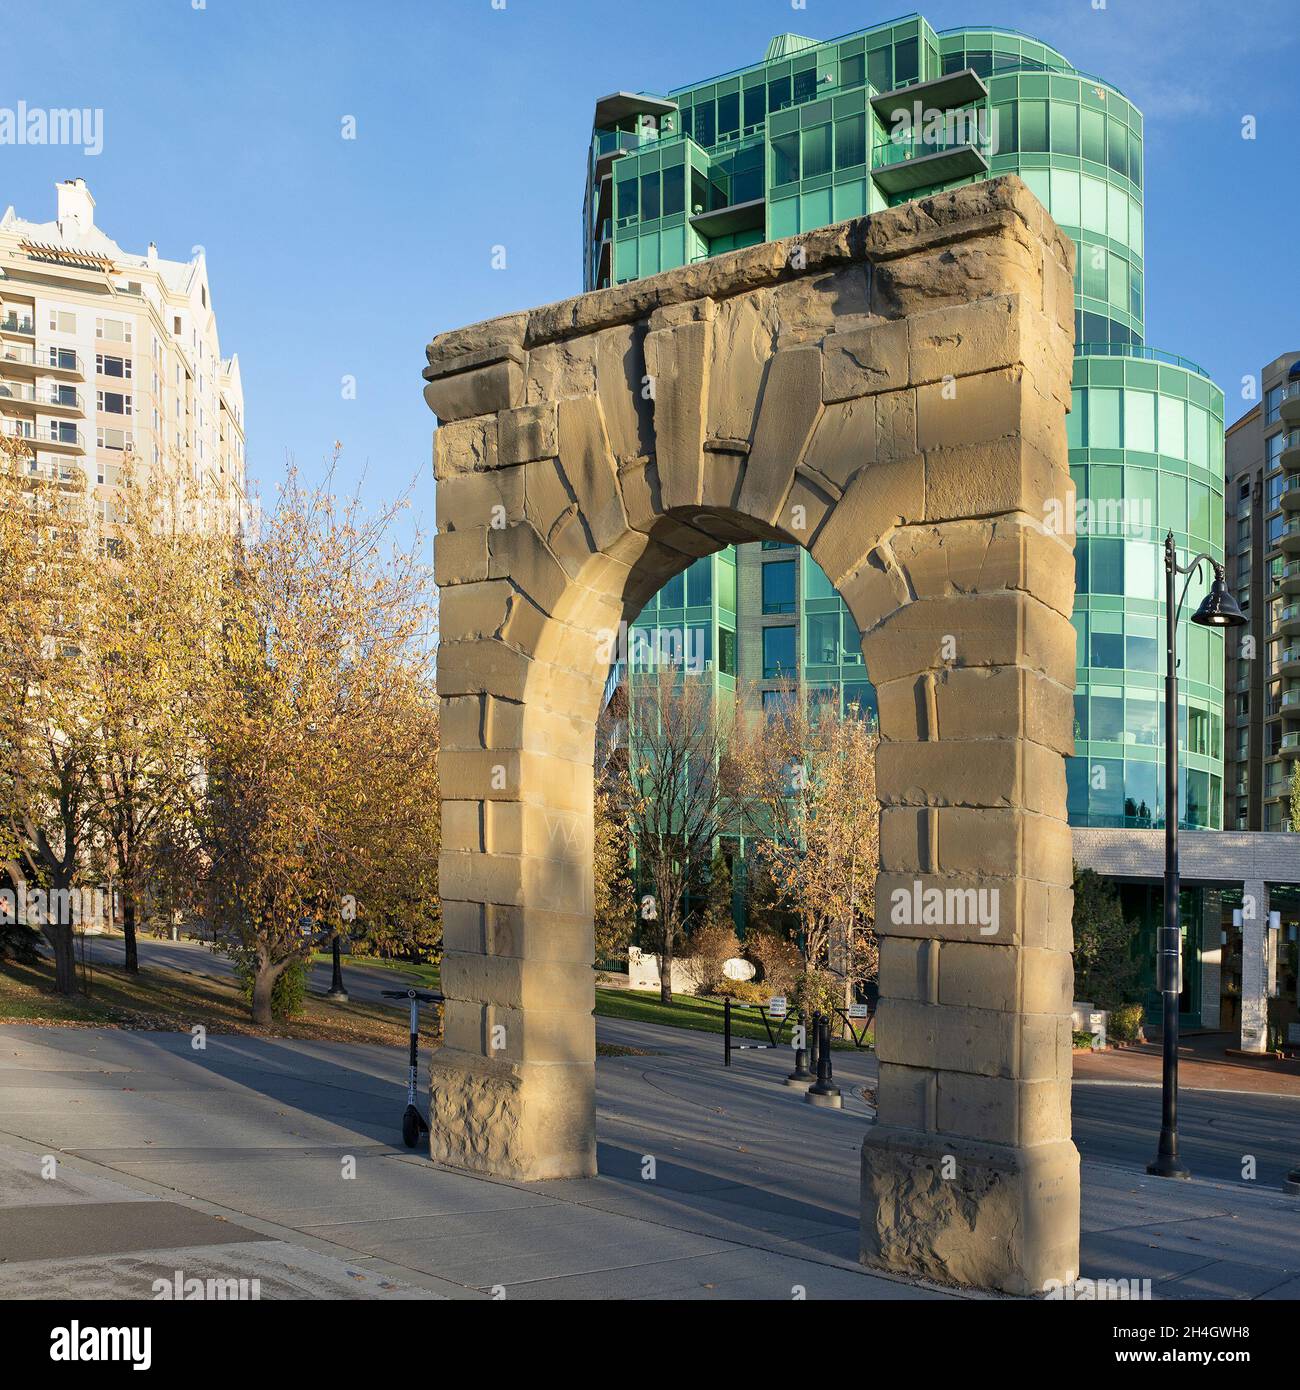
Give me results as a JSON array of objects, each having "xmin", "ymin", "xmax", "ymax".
[
  {"xmin": 0, "ymin": 312, "xmax": 35, "ymax": 337},
  {"xmin": 1278, "ymin": 603, "xmax": 1300, "ymax": 637},
  {"xmin": 689, "ymin": 196, "xmax": 765, "ymax": 238},
  {"xmin": 0, "ymin": 381, "xmax": 84, "ymax": 415},
  {"xmin": 1280, "ymin": 731, "xmax": 1300, "ymax": 758},
  {"xmin": 1280, "ymin": 380, "xmax": 1300, "ymax": 427},
  {"xmin": 1281, "ymin": 645, "xmax": 1300, "ymax": 677},
  {"xmin": 1, "ymin": 419, "xmax": 84, "ymax": 452},
  {"xmin": 1282, "ymin": 561, "xmax": 1300, "ymax": 596},
  {"xmin": 1281, "ymin": 430, "xmax": 1300, "ymax": 469},
  {"xmin": 871, "ymin": 129, "xmax": 989, "ymax": 195},
  {"xmin": 1281, "ymin": 472, "xmax": 1300, "ymax": 512},
  {"xmin": 0, "ymin": 342, "xmax": 83, "ymax": 378},
  {"xmin": 1281, "ymin": 687, "xmax": 1300, "ymax": 719},
  {"xmin": 1280, "ymin": 517, "xmax": 1300, "ymax": 556}
]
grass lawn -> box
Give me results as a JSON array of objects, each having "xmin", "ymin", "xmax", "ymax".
[
  {"xmin": 310, "ymin": 952, "xmax": 442, "ymax": 991},
  {"xmin": 0, "ymin": 954, "xmax": 435, "ymax": 1048},
  {"xmin": 595, "ymin": 986, "xmax": 869, "ymax": 1050}
]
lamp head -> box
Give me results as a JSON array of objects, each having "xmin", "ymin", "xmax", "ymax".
[{"xmin": 1192, "ymin": 567, "xmax": 1247, "ymax": 628}]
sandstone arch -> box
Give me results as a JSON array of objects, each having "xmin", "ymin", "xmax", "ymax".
[{"xmin": 425, "ymin": 176, "xmax": 1080, "ymax": 1294}]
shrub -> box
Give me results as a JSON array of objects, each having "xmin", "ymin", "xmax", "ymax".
[
  {"xmin": 745, "ymin": 930, "xmax": 801, "ymax": 995},
  {"xmin": 233, "ymin": 954, "xmax": 307, "ymax": 1021},
  {"xmin": 1072, "ymin": 1030, "xmax": 1097, "ymax": 1050},
  {"xmin": 1108, "ymin": 1002, "xmax": 1145, "ymax": 1043},
  {"xmin": 791, "ymin": 967, "xmax": 841, "ymax": 1021},
  {"xmin": 685, "ymin": 921, "xmax": 742, "ymax": 994},
  {"xmin": 1071, "ymin": 865, "xmax": 1141, "ymax": 1008},
  {"xmin": 710, "ymin": 978, "xmax": 770, "ymax": 1004},
  {"xmin": 0, "ymin": 921, "xmax": 42, "ymax": 964}
]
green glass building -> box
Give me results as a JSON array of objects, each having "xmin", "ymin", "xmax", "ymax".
[{"xmin": 589, "ymin": 14, "xmax": 1225, "ymax": 831}]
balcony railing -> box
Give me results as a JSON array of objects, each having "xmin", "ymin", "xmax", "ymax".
[
  {"xmin": 1, "ymin": 419, "xmax": 83, "ymax": 448},
  {"xmin": 1076, "ymin": 342, "xmax": 1213, "ymax": 380},
  {"xmin": 0, "ymin": 314, "xmax": 35, "ymax": 335},
  {"xmin": 0, "ymin": 382, "xmax": 83, "ymax": 410}
]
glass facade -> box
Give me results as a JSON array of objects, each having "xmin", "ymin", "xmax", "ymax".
[{"xmin": 597, "ymin": 14, "xmax": 1225, "ymax": 830}]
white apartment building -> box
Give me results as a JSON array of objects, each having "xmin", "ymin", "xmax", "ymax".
[{"xmin": 0, "ymin": 178, "xmax": 246, "ymax": 532}]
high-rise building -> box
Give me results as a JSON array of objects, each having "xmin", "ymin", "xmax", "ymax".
[
  {"xmin": 0, "ymin": 178, "xmax": 247, "ymax": 532},
  {"xmin": 589, "ymin": 14, "xmax": 1226, "ymax": 833},
  {"xmin": 1224, "ymin": 352, "xmax": 1300, "ymax": 832}
]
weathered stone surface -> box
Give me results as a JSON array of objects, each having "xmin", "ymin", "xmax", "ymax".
[
  {"xmin": 861, "ymin": 1128, "xmax": 1079, "ymax": 1296},
  {"xmin": 424, "ymin": 346, "xmax": 525, "ymax": 424},
  {"xmin": 423, "ymin": 174, "xmax": 1079, "ymax": 1297},
  {"xmin": 822, "ymin": 318, "xmax": 908, "ymax": 402}
]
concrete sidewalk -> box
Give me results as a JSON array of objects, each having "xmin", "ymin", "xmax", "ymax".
[{"xmin": 0, "ymin": 1020, "xmax": 1296, "ymax": 1299}]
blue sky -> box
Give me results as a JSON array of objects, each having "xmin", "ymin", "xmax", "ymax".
[{"xmin": 4, "ymin": 0, "xmax": 1298, "ymax": 545}]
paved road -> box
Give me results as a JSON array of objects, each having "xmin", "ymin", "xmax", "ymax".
[
  {"xmin": 76, "ymin": 933, "xmax": 424, "ymax": 1009},
  {"xmin": 0, "ymin": 1016, "xmax": 1296, "ymax": 1299}
]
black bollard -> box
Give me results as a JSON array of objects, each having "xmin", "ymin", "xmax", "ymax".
[
  {"xmin": 724, "ymin": 998, "xmax": 732, "ymax": 1068},
  {"xmin": 806, "ymin": 1014, "xmax": 843, "ymax": 1108},
  {"xmin": 785, "ymin": 1010, "xmax": 813, "ymax": 1087}
]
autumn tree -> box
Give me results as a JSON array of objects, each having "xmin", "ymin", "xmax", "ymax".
[
  {"xmin": 81, "ymin": 457, "xmax": 227, "ymax": 972},
  {"xmin": 628, "ymin": 666, "xmax": 728, "ymax": 1003},
  {"xmin": 728, "ymin": 687, "xmax": 880, "ymax": 1010},
  {"xmin": 0, "ymin": 436, "xmax": 97, "ymax": 994},
  {"xmin": 195, "ymin": 460, "xmax": 439, "ymax": 1024}
]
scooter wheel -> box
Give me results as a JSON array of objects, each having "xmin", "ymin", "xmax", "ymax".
[{"xmin": 401, "ymin": 1106, "xmax": 421, "ymax": 1149}]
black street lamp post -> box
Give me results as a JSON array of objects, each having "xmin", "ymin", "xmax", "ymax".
[{"xmin": 1147, "ymin": 532, "xmax": 1245, "ymax": 1180}]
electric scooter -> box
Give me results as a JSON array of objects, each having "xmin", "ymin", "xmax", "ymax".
[{"xmin": 382, "ymin": 987, "xmax": 444, "ymax": 1148}]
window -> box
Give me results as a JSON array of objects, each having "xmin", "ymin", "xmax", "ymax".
[
  {"xmin": 762, "ymin": 625, "xmax": 796, "ymax": 678},
  {"xmin": 1090, "ymin": 631, "xmax": 1124, "ymax": 668},
  {"xmin": 801, "ymin": 124, "xmax": 832, "ymax": 179},
  {"xmin": 841, "ymin": 609, "xmax": 862, "ymax": 663},
  {"xmin": 640, "ymin": 172, "xmax": 660, "ymax": 222},
  {"xmin": 97, "ymin": 390, "xmax": 132, "ymax": 415},
  {"xmin": 835, "ymin": 113, "xmax": 866, "ymax": 169},
  {"xmin": 96, "ymin": 317, "xmax": 131, "ymax": 343},
  {"xmin": 49, "ymin": 310, "xmax": 75, "ymax": 334},
  {"xmin": 686, "ymin": 558, "xmax": 711, "ymax": 606},
  {"xmin": 718, "ymin": 627, "xmax": 736, "ymax": 677},
  {"xmin": 717, "ymin": 93, "xmax": 739, "ymax": 140},
  {"xmin": 662, "ymin": 166, "xmax": 685, "ymax": 217},
  {"xmin": 807, "ymin": 612, "xmax": 839, "ymax": 665},
  {"xmin": 762, "ymin": 559, "xmax": 796, "ymax": 614},
  {"xmin": 772, "ymin": 132, "xmax": 799, "ymax": 186},
  {"xmin": 839, "ymin": 53, "xmax": 865, "ymax": 88},
  {"xmin": 96, "ymin": 353, "xmax": 131, "ymax": 379}
]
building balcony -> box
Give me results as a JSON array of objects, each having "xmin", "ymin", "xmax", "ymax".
[
  {"xmin": 1281, "ymin": 430, "xmax": 1300, "ymax": 469},
  {"xmin": 1, "ymin": 419, "xmax": 84, "ymax": 452},
  {"xmin": 1280, "ymin": 517, "xmax": 1300, "ymax": 555},
  {"xmin": 869, "ymin": 67, "xmax": 990, "ymax": 127},
  {"xmin": 0, "ymin": 342, "xmax": 83, "ymax": 378},
  {"xmin": 1281, "ymin": 688, "xmax": 1300, "ymax": 720},
  {"xmin": 1281, "ymin": 472, "xmax": 1300, "ymax": 512},
  {"xmin": 1281, "ymin": 645, "xmax": 1300, "ymax": 678},
  {"xmin": 871, "ymin": 131, "xmax": 990, "ymax": 195},
  {"xmin": 0, "ymin": 313, "xmax": 35, "ymax": 337},
  {"xmin": 1280, "ymin": 380, "xmax": 1300, "ymax": 426},
  {"xmin": 1280, "ymin": 731, "xmax": 1300, "ymax": 758},
  {"xmin": 689, "ymin": 196, "xmax": 765, "ymax": 239},
  {"xmin": 0, "ymin": 381, "xmax": 83, "ymax": 415},
  {"xmin": 1278, "ymin": 603, "xmax": 1300, "ymax": 637},
  {"xmin": 1283, "ymin": 561, "xmax": 1300, "ymax": 596}
]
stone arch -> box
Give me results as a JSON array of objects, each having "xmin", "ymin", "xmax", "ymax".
[{"xmin": 426, "ymin": 176, "xmax": 1080, "ymax": 1294}]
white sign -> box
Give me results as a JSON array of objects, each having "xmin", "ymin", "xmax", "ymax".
[
  {"xmin": 847, "ymin": 1003, "xmax": 871, "ymax": 1020},
  {"xmin": 767, "ymin": 996, "xmax": 787, "ymax": 1017}
]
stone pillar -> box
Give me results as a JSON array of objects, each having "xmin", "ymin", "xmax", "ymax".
[
  {"xmin": 1200, "ymin": 887, "xmax": 1222, "ymax": 1030},
  {"xmin": 1240, "ymin": 879, "xmax": 1269, "ymax": 1053}
]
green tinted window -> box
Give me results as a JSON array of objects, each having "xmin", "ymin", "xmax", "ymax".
[
  {"xmin": 1019, "ymin": 100, "xmax": 1048, "ymax": 151},
  {"xmin": 640, "ymin": 172, "xmax": 660, "ymax": 222},
  {"xmin": 772, "ymin": 132, "xmax": 799, "ymax": 186},
  {"xmin": 1050, "ymin": 101, "xmax": 1078, "ymax": 155},
  {"xmin": 807, "ymin": 612, "xmax": 839, "ymax": 664},
  {"xmin": 1107, "ymin": 117, "xmax": 1127, "ymax": 176},
  {"xmin": 1088, "ymin": 388, "xmax": 1121, "ymax": 448},
  {"xmin": 840, "ymin": 53, "xmax": 865, "ymax": 88},
  {"xmin": 662, "ymin": 165, "xmax": 684, "ymax": 217},
  {"xmin": 835, "ymin": 113, "xmax": 866, "ymax": 168},
  {"xmin": 802, "ymin": 124, "xmax": 832, "ymax": 178},
  {"xmin": 768, "ymin": 76, "xmax": 791, "ymax": 113},
  {"xmin": 1081, "ymin": 108, "xmax": 1106, "ymax": 163},
  {"xmin": 718, "ymin": 93, "xmax": 739, "ymax": 139}
]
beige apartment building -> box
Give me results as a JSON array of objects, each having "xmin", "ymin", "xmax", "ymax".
[
  {"xmin": 0, "ymin": 178, "xmax": 246, "ymax": 532},
  {"xmin": 1224, "ymin": 352, "xmax": 1300, "ymax": 832}
]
